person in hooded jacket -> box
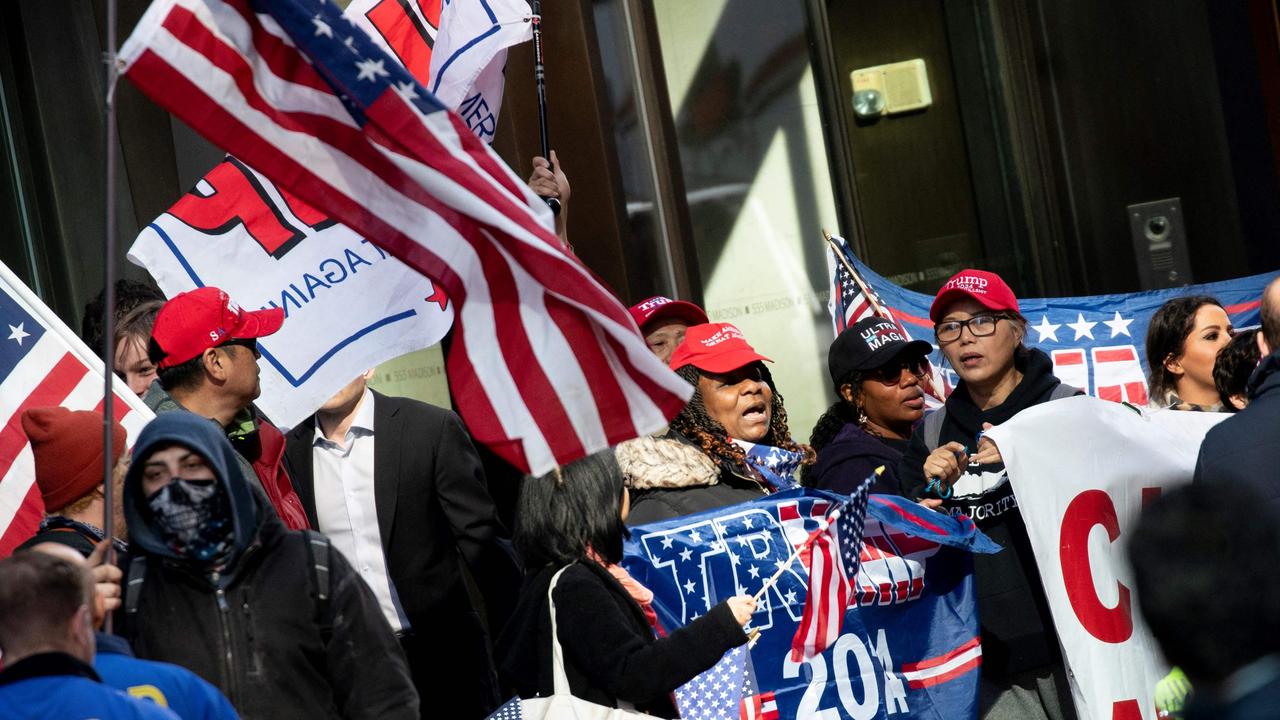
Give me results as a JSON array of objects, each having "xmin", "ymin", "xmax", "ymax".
[
  {"xmin": 118, "ymin": 411, "xmax": 418, "ymax": 720},
  {"xmin": 898, "ymin": 269, "xmax": 1080, "ymax": 720},
  {"xmin": 804, "ymin": 317, "xmax": 933, "ymax": 495},
  {"xmin": 625, "ymin": 323, "xmax": 814, "ymax": 525}
]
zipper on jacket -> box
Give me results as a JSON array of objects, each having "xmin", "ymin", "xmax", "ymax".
[{"xmin": 212, "ymin": 571, "xmax": 239, "ymax": 706}]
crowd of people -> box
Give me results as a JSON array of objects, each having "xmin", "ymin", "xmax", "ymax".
[{"xmin": 2, "ymin": 209, "xmax": 1279, "ymax": 720}]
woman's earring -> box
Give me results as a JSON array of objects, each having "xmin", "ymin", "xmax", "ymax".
[{"xmin": 856, "ymin": 405, "xmax": 868, "ymax": 425}]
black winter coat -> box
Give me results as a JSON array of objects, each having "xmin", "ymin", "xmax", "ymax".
[
  {"xmin": 1195, "ymin": 351, "xmax": 1280, "ymax": 508},
  {"xmin": 898, "ymin": 348, "xmax": 1075, "ymax": 679},
  {"xmin": 496, "ymin": 560, "xmax": 746, "ymax": 718},
  {"xmin": 119, "ymin": 412, "xmax": 418, "ymax": 720},
  {"xmin": 808, "ymin": 423, "xmax": 908, "ymax": 495},
  {"xmin": 625, "ymin": 431, "xmax": 768, "ymax": 525}
]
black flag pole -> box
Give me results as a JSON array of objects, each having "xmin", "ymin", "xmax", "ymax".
[
  {"xmin": 102, "ymin": 0, "xmax": 120, "ymax": 612},
  {"xmin": 530, "ymin": 0, "xmax": 560, "ymax": 216}
]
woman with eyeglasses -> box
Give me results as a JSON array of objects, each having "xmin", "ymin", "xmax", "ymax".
[
  {"xmin": 898, "ymin": 269, "xmax": 1080, "ymax": 720},
  {"xmin": 1144, "ymin": 295, "xmax": 1233, "ymax": 411},
  {"xmin": 804, "ymin": 317, "xmax": 933, "ymax": 495}
]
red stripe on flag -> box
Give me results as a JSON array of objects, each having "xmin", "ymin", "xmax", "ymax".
[
  {"xmin": 545, "ymin": 296, "xmax": 636, "ymax": 444},
  {"xmin": 364, "ymin": 0, "xmax": 435, "ymax": 84},
  {"xmin": 1225, "ymin": 300, "xmax": 1261, "ymax": 314},
  {"xmin": 1055, "ymin": 352, "xmax": 1085, "ymax": 366},
  {"xmin": 0, "ymin": 354, "xmax": 93, "ymax": 556},
  {"xmin": 869, "ymin": 495, "xmax": 946, "ymax": 534},
  {"xmin": 902, "ymin": 636, "xmax": 981, "ymax": 672},
  {"xmin": 886, "ymin": 305, "xmax": 932, "ymax": 329},
  {"xmin": 1094, "ymin": 348, "xmax": 1137, "ymax": 363},
  {"xmin": 906, "ymin": 654, "xmax": 983, "ymax": 689},
  {"xmin": 0, "ymin": 484, "xmax": 45, "ymax": 558}
]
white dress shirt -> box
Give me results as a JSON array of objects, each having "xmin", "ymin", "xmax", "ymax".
[{"xmin": 312, "ymin": 389, "xmax": 408, "ymax": 632}]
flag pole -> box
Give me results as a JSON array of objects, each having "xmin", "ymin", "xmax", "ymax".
[
  {"xmin": 529, "ymin": 0, "xmax": 560, "ymax": 216},
  {"xmin": 102, "ymin": 0, "xmax": 120, "ymax": 611}
]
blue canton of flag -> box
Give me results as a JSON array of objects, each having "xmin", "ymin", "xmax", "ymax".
[
  {"xmin": 827, "ymin": 234, "xmax": 880, "ymax": 335},
  {"xmin": 0, "ymin": 289, "xmax": 45, "ymax": 384},
  {"xmin": 674, "ymin": 644, "xmax": 749, "ymax": 720},
  {"xmin": 485, "ymin": 696, "xmax": 522, "ymax": 720},
  {"xmin": 733, "ymin": 440, "xmax": 803, "ymax": 492}
]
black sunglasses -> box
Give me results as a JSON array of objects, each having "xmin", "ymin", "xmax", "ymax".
[{"xmin": 867, "ymin": 355, "xmax": 928, "ymax": 385}]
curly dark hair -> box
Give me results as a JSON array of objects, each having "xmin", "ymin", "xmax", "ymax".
[
  {"xmin": 1214, "ymin": 328, "xmax": 1260, "ymax": 411},
  {"xmin": 669, "ymin": 364, "xmax": 815, "ymax": 479},
  {"xmin": 1145, "ymin": 295, "xmax": 1223, "ymax": 403}
]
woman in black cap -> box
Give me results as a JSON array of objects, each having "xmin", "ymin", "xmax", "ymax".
[{"xmin": 804, "ymin": 317, "xmax": 932, "ymax": 495}]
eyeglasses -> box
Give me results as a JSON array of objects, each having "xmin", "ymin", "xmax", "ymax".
[
  {"xmin": 217, "ymin": 337, "xmax": 259, "ymax": 357},
  {"xmin": 934, "ymin": 314, "xmax": 1008, "ymax": 343},
  {"xmin": 868, "ymin": 356, "xmax": 929, "ymax": 385}
]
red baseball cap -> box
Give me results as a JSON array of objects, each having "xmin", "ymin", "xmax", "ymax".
[
  {"xmin": 929, "ymin": 269, "xmax": 1020, "ymax": 322},
  {"xmin": 628, "ymin": 296, "xmax": 708, "ymax": 334},
  {"xmin": 668, "ymin": 323, "xmax": 772, "ymax": 373},
  {"xmin": 149, "ymin": 287, "xmax": 284, "ymax": 369}
]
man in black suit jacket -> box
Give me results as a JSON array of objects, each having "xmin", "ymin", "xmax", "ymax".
[{"xmin": 285, "ymin": 373, "xmax": 521, "ymax": 719}]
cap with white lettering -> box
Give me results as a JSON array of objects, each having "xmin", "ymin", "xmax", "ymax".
[{"xmin": 929, "ymin": 269, "xmax": 1020, "ymax": 322}]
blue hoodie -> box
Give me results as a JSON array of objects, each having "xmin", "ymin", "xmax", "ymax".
[{"xmin": 123, "ymin": 412, "xmax": 259, "ymax": 567}]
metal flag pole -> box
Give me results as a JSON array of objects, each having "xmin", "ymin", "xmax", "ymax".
[
  {"xmin": 102, "ymin": 0, "xmax": 120, "ymax": 626},
  {"xmin": 530, "ymin": 0, "xmax": 560, "ymax": 216}
]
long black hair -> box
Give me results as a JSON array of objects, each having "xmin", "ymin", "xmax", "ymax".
[
  {"xmin": 513, "ymin": 449, "xmax": 629, "ymax": 570},
  {"xmin": 1145, "ymin": 295, "xmax": 1222, "ymax": 403},
  {"xmin": 667, "ymin": 364, "xmax": 815, "ymax": 478}
]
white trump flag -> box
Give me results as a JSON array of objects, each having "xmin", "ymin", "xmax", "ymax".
[
  {"xmin": 986, "ymin": 397, "xmax": 1226, "ymax": 720},
  {"xmin": 129, "ymin": 158, "xmax": 453, "ymax": 429}
]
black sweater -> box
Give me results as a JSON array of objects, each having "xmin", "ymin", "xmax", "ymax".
[
  {"xmin": 809, "ymin": 422, "xmax": 908, "ymax": 496},
  {"xmin": 497, "ymin": 560, "xmax": 747, "ymax": 717},
  {"xmin": 898, "ymin": 348, "xmax": 1075, "ymax": 678}
]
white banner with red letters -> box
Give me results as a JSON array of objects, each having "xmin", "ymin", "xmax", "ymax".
[{"xmin": 987, "ymin": 396, "xmax": 1226, "ymax": 720}]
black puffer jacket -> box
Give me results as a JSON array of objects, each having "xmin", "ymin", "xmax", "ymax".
[
  {"xmin": 120, "ymin": 412, "xmax": 418, "ymax": 720},
  {"xmin": 898, "ymin": 348, "xmax": 1077, "ymax": 679},
  {"xmin": 620, "ymin": 433, "xmax": 768, "ymax": 525},
  {"xmin": 497, "ymin": 560, "xmax": 746, "ymax": 718},
  {"xmin": 808, "ymin": 423, "xmax": 907, "ymax": 496}
]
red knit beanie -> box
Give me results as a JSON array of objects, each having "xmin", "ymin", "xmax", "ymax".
[{"xmin": 21, "ymin": 407, "xmax": 127, "ymax": 513}]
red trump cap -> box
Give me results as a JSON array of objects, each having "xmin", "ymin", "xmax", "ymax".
[
  {"xmin": 668, "ymin": 323, "xmax": 772, "ymax": 373},
  {"xmin": 929, "ymin": 269, "xmax": 1020, "ymax": 322},
  {"xmin": 628, "ymin": 296, "xmax": 708, "ymax": 334},
  {"xmin": 149, "ymin": 287, "xmax": 284, "ymax": 369}
]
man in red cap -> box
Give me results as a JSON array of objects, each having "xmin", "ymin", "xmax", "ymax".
[
  {"xmin": 628, "ymin": 296, "xmax": 709, "ymax": 364},
  {"xmin": 144, "ymin": 286, "xmax": 308, "ymax": 530},
  {"xmin": 15, "ymin": 408, "xmax": 128, "ymax": 557}
]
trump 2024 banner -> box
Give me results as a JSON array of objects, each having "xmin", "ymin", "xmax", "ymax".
[
  {"xmin": 848, "ymin": 255, "xmax": 1272, "ymax": 405},
  {"xmin": 623, "ymin": 489, "xmax": 1000, "ymax": 719},
  {"xmin": 988, "ymin": 397, "xmax": 1226, "ymax": 720},
  {"xmin": 129, "ymin": 158, "xmax": 453, "ymax": 429}
]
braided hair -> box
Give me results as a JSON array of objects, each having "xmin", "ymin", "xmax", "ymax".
[
  {"xmin": 669, "ymin": 364, "xmax": 815, "ymax": 479},
  {"xmin": 800, "ymin": 370, "xmax": 865, "ymax": 486}
]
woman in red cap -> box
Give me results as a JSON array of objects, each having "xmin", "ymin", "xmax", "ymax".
[
  {"xmin": 623, "ymin": 323, "xmax": 813, "ymax": 525},
  {"xmin": 899, "ymin": 269, "xmax": 1080, "ymax": 720}
]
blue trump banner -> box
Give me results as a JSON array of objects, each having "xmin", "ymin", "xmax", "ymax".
[
  {"xmin": 622, "ymin": 490, "xmax": 1000, "ymax": 719},
  {"xmin": 838, "ymin": 247, "xmax": 1273, "ymax": 405}
]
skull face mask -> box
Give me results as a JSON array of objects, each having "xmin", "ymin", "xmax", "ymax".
[{"xmin": 147, "ymin": 478, "xmax": 233, "ymax": 565}]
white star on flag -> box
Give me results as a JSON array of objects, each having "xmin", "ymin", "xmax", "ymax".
[
  {"xmin": 660, "ymin": 536, "xmax": 674, "ymax": 550},
  {"xmin": 679, "ymin": 547, "xmax": 693, "ymax": 562},
  {"xmin": 1032, "ymin": 315, "xmax": 1061, "ymax": 342},
  {"xmin": 1067, "ymin": 313, "xmax": 1097, "ymax": 340},
  {"xmin": 394, "ymin": 81, "xmax": 419, "ymax": 102},
  {"xmin": 1103, "ymin": 311, "xmax": 1134, "ymax": 338},
  {"xmin": 7, "ymin": 323, "xmax": 29, "ymax": 346},
  {"xmin": 748, "ymin": 565, "xmax": 761, "ymax": 579},
  {"xmin": 311, "ymin": 16, "xmax": 332, "ymax": 37},
  {"xmin": 354, "ymin": 57, "xmax": 389, "ymax": 81}
]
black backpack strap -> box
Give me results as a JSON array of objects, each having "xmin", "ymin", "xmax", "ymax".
[
  {"xmin": 302, "ymin": 530, "xmax": 333, "ymax": 642},
  {"xmin": 124, "ymin": 555, "xmax": 148, "ymax": 616},
  {"xmin": 1051, "ymin": 383, "xmax": 1083, "ymax": 400}
]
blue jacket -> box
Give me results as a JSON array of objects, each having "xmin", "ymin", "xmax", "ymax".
[
  {"xmin": 0, "ymin": 651, "xmax": 179, "ymax": 720},
  {"xmin": 96, "ymin": 633, "xmax": 239, "ymax": 719},
  {"xmin": 1195, "ymin": 351, "xmax": 1280, "ymax": 508}
]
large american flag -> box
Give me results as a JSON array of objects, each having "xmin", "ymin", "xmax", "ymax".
[
  {"xmin": 119, "ymin": 0, "xmax": 691, "ymax": 474},
  {"xmin": 790, "ymin": 473, "xmax": 872, "ymax": 661},
  {"xmin": 0, "ymin": 261, "xmax": 154, "ymax": 557}
]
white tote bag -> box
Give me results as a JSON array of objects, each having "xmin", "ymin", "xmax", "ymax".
[{"xmin": 513, "ymin": 566, "xmax": 653, "ymax": 719}]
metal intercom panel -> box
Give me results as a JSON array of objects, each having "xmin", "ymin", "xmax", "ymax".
[{"xmin": 1127, "ymin": 198, "xmax": 1192, "ymax": 290}]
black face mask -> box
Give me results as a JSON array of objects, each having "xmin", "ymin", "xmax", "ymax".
[{"xmin": 147, "ymin": 478, "xmax": 233, "ymax": 565}]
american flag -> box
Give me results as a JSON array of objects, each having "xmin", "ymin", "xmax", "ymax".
[
  {"xmin": 118, "ymin": 0, "xmax": 691, "ymax": 474},
  {"xmin": 0, "ymin": 261, "xmax": 154, "ymax": 557},
  {"xmin": 826, "ymin": 234, "xmax": 886, "ymax": 334},
  {"xmin": 738, "ymin": 691, "xmax": 778, "ymax": 720},
  {"xmin": 790, "ymin": 473, "xmax": 872, "ymax": 661},
  {"xmin": 485, "ymin": 696, "xmax": 522, "ymax": 720},
  {"xmin": 674, "ymin": 644, "xmax": 749, "ymax": 720}
]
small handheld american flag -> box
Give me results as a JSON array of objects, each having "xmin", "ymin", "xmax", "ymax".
[{"xmin": 790, "ymin": 471, "xmax": 873, "ymax": 661}]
